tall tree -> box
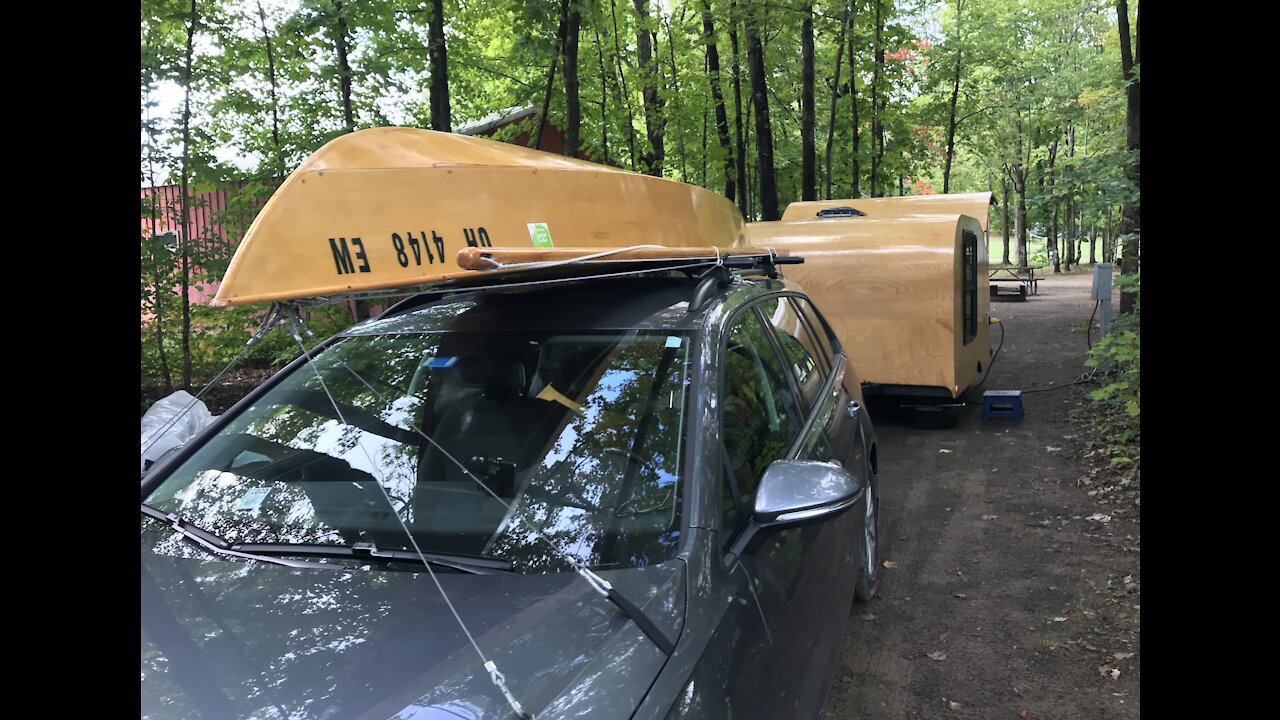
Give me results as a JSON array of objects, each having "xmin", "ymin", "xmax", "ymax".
[
  {"xmin": 609, "ymin": 0, "xmax": 639, "ymax": 166},
  {"xmin": 870, "ymin": 0, "xmax": 884, "ymax": 196},
  {"xmin": 1000, "ymin": 176, "xmax": 1011, "ymax": 265},
  {"xmin": 535, "ymin": 0, "xmax": 570, "ymax": 150},
  {"xmin": 594, "ymin": 27, "xmax": 610, "ymax": 160},
  {"xmin": 1046, "ymin": 131, "xmax": 1060, "ymax": 273},
  {"xmin": 665, "ymin": 15, "xmax": 687, "ymax": 179},
  {"xmin": 1006, "ymin": 119, "xmax": 1029, "ymax": 268},
  {"xmin": 178, "ymin": 0, "xmax": 199, "ymax": 390},
  {"xmin": 254, "ymin": 0, "xmax": 284, "ymax": 179},
  {"xmin": 848, "ymin": 22, "xmax": 861, "ymax": 198},
  {"xmin": 744, "ymin": 5, "xmax": 778, "ymax": 220},
  {"xmin": 331, "ymin": 0, "xmax": 354, "ymax": 134},
  {"xmin": 563, "ymin": 1, "xmax": 582, "ymax": 157},
  {"xmin": 702, "ymin": 0, "xmax": 735, "ymax": 202},
  {"xmin": 729, "ymin": 1, "xmax": 748, "ymax": 217},
  {"xmin": 428, "ymin": 0, "xmax": 451, "ymax": 132},
  {"xmin": 942, "ymin": 0, "xmax": 963, "ymax": 194},
  {"xmin": 633, "ymin": 0, "xmax": 665, "ymax": 175},
  {"xmin": 1117, "ymin": 0, "xmax": 1139, "ymax": 312},
  {"xmin": 800, "ymin": 2, "xmax": 816, "ymax": 200},
  {"xmin": 824, "ymin": 2, "xmax": 850, "ymax": 199}
]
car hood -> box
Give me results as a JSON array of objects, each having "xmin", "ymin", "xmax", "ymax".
[{"xmin": 141, "ymin": 549, "xmax": 685, "ymax": 719}]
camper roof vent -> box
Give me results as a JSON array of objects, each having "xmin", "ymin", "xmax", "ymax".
[{"xmin": 815, "ymin": 206, "xmax": 865, "ymax": 219}]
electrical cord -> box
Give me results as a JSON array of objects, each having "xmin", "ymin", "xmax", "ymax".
[
  {"xmin": 964, "ymin": 302, "xmax": 1102, "ymax": 405},
  {"xmin": 1086, "ymin": 299, "xmax": 1100, "ymax": 351},
  {"xmin": 971, "ymin": 319, "xmax": 1005, "ymax": 391}
]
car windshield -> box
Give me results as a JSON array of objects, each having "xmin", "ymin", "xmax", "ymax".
[{"xmin": 143, "ymin": 325, "xmax": 692, "ymax": 573}]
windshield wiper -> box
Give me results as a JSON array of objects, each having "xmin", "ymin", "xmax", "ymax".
[
  {"xmin": 141, "ymin": 504, "xmax": 508, "ymax": 574},
  {"xmin": 229, "ymin": 542, "xmax": 513, "ymax": 575},
  {"xmin": 140, "ymin": 503, "xmax": 336, "ymax": 570}
]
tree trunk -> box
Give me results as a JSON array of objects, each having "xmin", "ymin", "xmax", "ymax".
[
  {"xmin": 848, "ymin": 23, "xmax": 861, "ymax": 199},
  {"xmin": 144, "ymin": 102, "xmax": 173, "ymax": 392},
  {"xmin": 1010, "ymin": 120, "xmax": 1028, "ymax": 269},
  {"xmin": 665, "ymin": 16, "xmax": 687, "ymax": 179},
  {"xmin": 701, "ymin": 0, "xmax": 735, "ymax": 202},
  {"xmin": 594, "ymin": 28, "xmax": 609, "ymax": 160},
  {"xmin": 535, "ymin": 0, "xmax": 569, "ymax": 150},
  {"xmin": 179, "ymin": 0, "xmax": 198, "ymax": 391},
  {"xmin": 609, "ymin": 0, "xmax": 639, "ymax": 167},
  {"xmin": 870, "ymin": 0, "xmax": 883, "ymax": 196},
  {"xmin": 255, "ymin": 0, "xmax": 284, "ymax": 180},
  {"xmin": 1000, "ymin": 176, "xmax": 1011, "ymax": 265},
  {"xmin": 1117, "ymin": 0, "xmax": 1140, "ymax": 312},
  {"xmin": 1016, "ymin": 189, "xmax": 1028, "ymax": 269},
  {"xmin": 1064, "ymin": 124, "xmax": 1076, "ymax": 269},
  {"xmin": 563, "ymin": 3, "xmax": 582, "ymax": 157},
  {"xmin": 730, "ymin": 1, "xmax": 748, "ymax": 218},
  {"xmin": 1104, "ymin": 207, "xmax": 1114, "ymax": 262},
  {"xmin": 701, "ymin": 95, "xmax": 708, "ymax": 185},
  {"xmin": 1046, "ymin": 134, "xmax": 1060, "ymax": 273},
  {"xmin": 633, "ymin": 0, "xmax": 665, "ymax": 176},
  {"xmin": 1089, "ymin": 220, "xmax": 1097, "ymax": 264},
  {"xmin": 801, "ymin": 2, "xmax": 816, "ymax": 200},
  {"xmin": 824, "ymin": 2, "xmax": 850, "ymax": 200},
  {"xmin": 332, "ymin": 0, "xmax": 354, "ymax": 134},
  {"xmin": 943, "ymin": 0, "xmax": 963, "ymax": 194},
  {"xmin": 428, "ymin": 0, "xmax": 451, "ymax": 132},
  {"xmin": 744, "ymin": 9, "xmax": 778, "ymax": 220}
]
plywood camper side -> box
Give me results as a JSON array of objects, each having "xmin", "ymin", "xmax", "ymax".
[{"xmin": 748, "ymin": 214, "xmax": 987, "ymax": 397}]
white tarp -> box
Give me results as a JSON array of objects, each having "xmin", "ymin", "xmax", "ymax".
[{"xmin": 141, "ymin": 391, "xmax": 216, "ymax": 474}]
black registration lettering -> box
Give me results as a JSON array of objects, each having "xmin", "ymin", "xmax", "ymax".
[
  {"xmin": 463, "ymin": 227, "xmax": 492, "ymax": 248},
  {"xmin": 329, "ymin": 237, "xmax": 355, "ymax": 275},
  {"xmin": 350, "ymin": 237, "xmax": 371, "ymax": 273},
  {"xmin": 432, "ymin": 231, "xmax": 446, "ymax": 261},
  {"xmin": 407, "ymin": 232, "xmax": 423, "ymax": 265},
  {"xmin": 418, "ymin": 230, "xmax": 435, "ymax": 264}
]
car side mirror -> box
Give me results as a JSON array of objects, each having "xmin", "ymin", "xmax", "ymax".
[{"xmin": 725, "ymin": 460, "xmax": 862, "ymax": 562}]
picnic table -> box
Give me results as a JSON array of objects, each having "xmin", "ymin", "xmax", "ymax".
[{"xmin": 989, "ymin": 265, "xmax": 1043, "ymax": 295}]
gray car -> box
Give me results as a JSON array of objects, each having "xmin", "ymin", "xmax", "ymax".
[{"xmin": 141, "ymin": 270, "xmax": 880, "ymax": 719}]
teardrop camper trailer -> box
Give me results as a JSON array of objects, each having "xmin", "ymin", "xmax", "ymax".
[{"xmin": 746, "ymin": 193, "xmax": 995, "ymax": 427}]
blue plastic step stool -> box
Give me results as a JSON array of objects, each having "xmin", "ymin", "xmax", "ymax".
[{"xmin": 982, "ymin": 390, "xmax": 1024, "ymax": 422}]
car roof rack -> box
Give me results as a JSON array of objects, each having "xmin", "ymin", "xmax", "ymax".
[{"xmin": 379, "ymin": 245, "xmax": 802, "ymax": 318}]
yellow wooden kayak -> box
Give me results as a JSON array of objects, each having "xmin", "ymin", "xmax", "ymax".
[{"xmin": 213, "ymin": 127, "xmax": 748, "ymax": 306}]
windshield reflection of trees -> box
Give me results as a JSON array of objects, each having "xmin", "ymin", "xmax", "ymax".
[{"xmin": 144, "ymin": 328, "xmax": 689, "ymax": 574}]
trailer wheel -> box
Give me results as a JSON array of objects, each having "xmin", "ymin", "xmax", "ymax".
[{"xmin": 904, "ymin": 404, "xmax": 962, "ymax": 429}]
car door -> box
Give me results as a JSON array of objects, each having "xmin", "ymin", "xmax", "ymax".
[
  {"xmin": 717, "ymin": 298, "xmax": 860, "ymax": 717},
  {"xmin": 782, "ymin": 294, "xmax": 867, "ymax": 476},
  {"xmin": 754, "ymin": 296, "xmax": 865, "ymax": 713}
]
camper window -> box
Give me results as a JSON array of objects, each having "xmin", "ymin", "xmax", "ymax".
[{"xmin": 963, "ymin": 230, "xmax": 978, "ymax": 344}]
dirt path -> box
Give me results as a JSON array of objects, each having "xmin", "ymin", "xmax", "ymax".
[{"xmin": 825, "ymin": 271, "xmax": 1141, "ymax": 719}]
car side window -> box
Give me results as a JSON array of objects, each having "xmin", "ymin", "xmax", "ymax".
[
  {"xmin": 720, "ymin": 306, "xmax": 802, "ymax": 543},
  {"xmin": 760, "ymin": 297, "xmax": 824, "ymax": 409},
  {"xmin": 793, "ymin": 297, "xmax": 838, "ymax": 368}
]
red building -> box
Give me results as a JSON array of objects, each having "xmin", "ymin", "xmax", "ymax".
[{"xmin": 140, "ymin": 181, "xmax": 259, "ymax": 307}]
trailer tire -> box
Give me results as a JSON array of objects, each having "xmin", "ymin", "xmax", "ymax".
[{"xmin": 904, "ymin": 404, "xmax": 961, "ymax": 429}]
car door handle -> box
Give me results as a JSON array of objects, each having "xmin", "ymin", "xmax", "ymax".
[{"xmin": 847, "ymin": 400, "xmax": 861, "ymax": 419}]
